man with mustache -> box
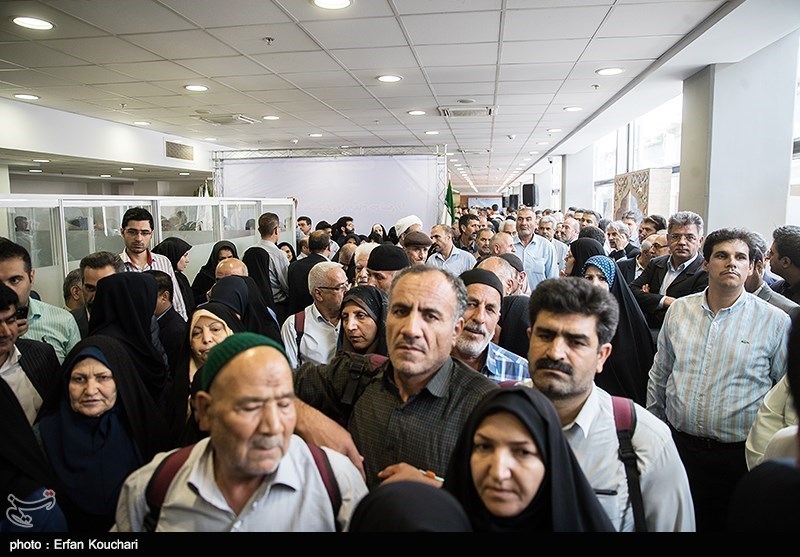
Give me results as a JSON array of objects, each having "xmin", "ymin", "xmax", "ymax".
[
  {"xmin": 451, "ymin": 269, "xmax": 528, "ymax": 384},
  {"xmin": 292, "ymin": 265, "xmax": 498, "ymax": 488},
  {"xmin": 647, "ymin": 228, "xmax": 790, "ymax": 532},
  {"xmin": 521, "ymin": 277, "xmax": 694, "ymax": 531},
  {"xmin": 113, "ymin": 333, "xmax": 368, "ymax": 532},
  {"xmin": 71, "ymin": 251, "xmax": 124, "ymax": 338}
]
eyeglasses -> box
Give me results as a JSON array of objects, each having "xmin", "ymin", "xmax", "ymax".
[
  {"xmin": 124, "ymin": 228, "xmax": 152, "ymax": 237},
  {"xmin": 318, "ymin": 282, "xmax": 350, "ymax": 293},
  {"xmin": 651, "ymin": 243, "xmax": 666, "ymax": 250},
  {"xmin": 669, "ymin": 233, "xmax": 698, "ymax": 243}
]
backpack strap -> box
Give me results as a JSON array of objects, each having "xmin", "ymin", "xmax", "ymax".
[
  {"xmin": 294, "ymin": 310, "xmax": 306, "ymax": 359},
  {"xmin": 143, "ymin": 444, "xmax": 195, "ymax": 532},
  {"xmin": 611, "ymin": 396, "xmax": 647, "ymax": 533},
  {"xmin": 307, "ymin": 443, "xmax": 342, "ymax": 532}
]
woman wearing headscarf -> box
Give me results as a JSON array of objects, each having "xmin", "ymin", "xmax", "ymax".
[
  {"xmin": 278, "ymin": 241, "xmax": 297, "ymax": 263},
  {"xmin": 38, "ymin": 336, "xmax": 169, "ymax": 532},
  {"xmin": 152, "ymin": 236, "xmax": 195, "ymax": 316},
  {"xmin": 208, "ymin": 275, "xmax": 283, "ymax": 347},
  {"xmin": 87, "ymin": 273, "xmax": 169, "ymax": 406},
  {"xmin": 443, "ymin": 387, "xmax": 614, "ymax": 532},
  {"xmin": 564, "ymin": 237, "xmax": 606, "ymax": 277},
  {"xmin": 190, "ymin": 240, "xmax": 238, "ymax": 307},
  {"xmin": 337, "ymin": 285, "xmax": 388, "ymax": 357},
  {"xmin": 581, "ymin": 255, "xmax": 655, "ymax": 405},
  {"xmin": 170, "ymin": 301, "xmax": 246, "ymax": 445},
  {"xmin": 371, "ymin": 223, "xmax": 389, "ymax": 243},
  {"xmin": 241, "ymin": 244, "xmax": 276, "ymax": 313}
]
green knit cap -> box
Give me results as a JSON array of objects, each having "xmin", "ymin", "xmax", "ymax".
[{"xmin": 200, "ymin": 332, "xmax": 287, "ymax": 392}]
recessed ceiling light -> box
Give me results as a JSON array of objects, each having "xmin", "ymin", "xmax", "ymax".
[
  {"xmin": 449, "ymin": 159, "xmax": 458, "ymax": 162},
  {"xmin": 523, "ymin": 158, "xmax": 531, "ymax": 161},
  {"xmin": 32, "ymin": 159, "xmax": 49, "ymax": 163},
  {"xmin": 546, "ymin": 128, "xmax": 562, "ymax": 133},
  {"xmin": 528, "ymin": 151, "xmax": 539, "ymax": 155},
  {"xmin": 120, "ymin": 167, "xmax": 134, "ymax": 171},
  {"xmin": 407, "ymin": 110, "xmax": 425, "ymax": 116},
  {"xmin": 445, "ymin": 152, "xmax": 454, "ymax": 156},
  {"xmin": 184, "ymin": 84, "xmax": 208, "ymax": 92},
  {"xmin": 377, "ymin": 75, "xmax": 402, "ymax": 83},
  {"xmin": 263, "ymin": 115, "xmax": 280, "ymax": 121},
  {"xmin": 340, "ymin": 145, "xmax": 350, "ymax": 149},
  {"xmin": 203, "ymin": 137, "xmax": 217, "ymax": 141},
  {"xmin": 454, "ymin": 164, "xmax": 462, "ymax": 167},
  {"xmin": 536, "ymin": 141, "xmax": 549, "ymax": 145},
  {"xmin": 425, "ymin": 131, "xmax": 439, "ymax": 135},
  {"xmin": 14, "ymin": 93, "xmax": 39, "ymax": 100},
  {"xmin": 312, "ymin": 0, "xmax": 352, "ymax": 9},
  {"xmin": 28, "ymin": 169, "xmax": 42, "ymax": 173},
  {"xmin": 179, "ymin": 172, "xmax": 190, "ymax": 176},
  {"xmin": 457, "ymin": 99, "xmax": 476, "ymax": 104},
  {"xmin": 595, "ymin": 67, "xmax": 625, "ymax": 76},
  {"xmin": 133, "ymin": 121, "xmax": 150, "ymax": 126},
  {"xmin": 99, "ymin": 174, "xmax": 112, "ymax": 178},
  {"xmin": 563, "ymin": 106, "xmax": 583, "ymax": 112},
  {"xmin": 12, "ymin": 16, "xmax": 54, "ymax": 30},
  {"xmin": 309, "ymin": 133, "xmax": 323, "ymax": 137}
]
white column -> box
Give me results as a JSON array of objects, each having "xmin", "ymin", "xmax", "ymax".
[{"xmin": 561, "ymin": 145, "xmax": 595, "ymax": 213}]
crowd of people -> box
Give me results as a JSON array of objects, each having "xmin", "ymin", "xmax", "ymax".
[{"xmin": 1, "ymin": 202, "xmax": 799, "ymax": 533}]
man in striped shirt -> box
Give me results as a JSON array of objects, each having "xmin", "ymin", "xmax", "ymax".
[
  {"xmin": 647, "ymin": 227, "xmax": 790, "ymax": 532},
  {"xmin": 118, "ymin": 207, "xmax": 187, "ymax": 320},
  {"xmin": 451, "ymin": 268, "xmax": 528, "ymax": 384}
]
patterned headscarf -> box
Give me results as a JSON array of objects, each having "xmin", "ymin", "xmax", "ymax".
[{"xmin": 582, "ymin": 255, "xmax": 616, "ymax": 287}]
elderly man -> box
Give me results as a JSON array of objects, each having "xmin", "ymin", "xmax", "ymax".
[
  {"xmin": 0, "ymin": 239, "xmax": 80, "ymax": 363},
  {"xmin": 428, "ymin": 224, "xmax": 475, "ymax": 276},
  {"xmin": 648, "ymin": 228, "xmax": 790, "ymax": 532},
  {"xmin": 559, "ymin": 216, "xmax": 581, "ymax": 245},
  {"xmin": 281, "ymin": 262, "xmax": 348, "ymax": 369},
  {"xmin": 71, "ymin": 251, "xmax": 124, "ymax": 338},
  {"xmin": 292, "ymin": 266, "xmax": 498, "ymax": 488},
  {"xmin": 522, "ymin": 278, "xmax": 694, "ymax": 532},
  {"xmin": 578, "ymin": 209, "xmax": 601, "ymax": 229},
  {"xmin": 113, "ymin": 333, "xmax": 367, "ymax": 532},
  {"xmin": 452, "ymin": 269, "xmax": 529, "ymax": 384},
  {"xmin": 402, "ymin": 230, "xmax": 433, "ymax": 266},
  {"xmin": 118, "ymin": 207, "xmax": 187, "ymax": 320},
  {"xmin": 473, "ymin": 228, "xmax": 494, "ymax": 263},
  {"xmin": 631, "ymin": 211, "xmax": 709, "ymax": 332},
  {"xmin": 393, "ymin": 215, "xmax": 423, "ymax": 247},
  {"xmin": 537, "ymin": 215, "xmax": 569, "ymax": 272},
  {"xmin": 617, "ymin": 234, "xmax": 655, "ymax": 285},
  {"xmin": 488, "ymin": 231, "xmax": 515, "ymax": 256},
  {"xmin": 606, "ymin": 220, "xmax": 641, "ymax": 261},
  {"xmin": 477, "ymin": 255, "xmax": 531, "ymax": 359},
  {"xmin": 366, "ymin": 244, "xmax": 410, "ymax": 294},
  {"xmin": 512, "ymin": 208, "xmax": 558, "ymax": 291},
  {"xmin": 353, "ymin": 243, "xmax": 378, "ymax": 286}
]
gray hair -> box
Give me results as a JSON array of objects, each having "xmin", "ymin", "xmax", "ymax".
[
  {"xmin": 389, "ymin": 265, "xmax": 467, "ymax": 323},
  {"xmin": 63, "ymin": 269, "xmax": 82, "ymax": 303},
  {"xmin": 668, "ymin": 210, "xmax": 704, "ymax": 237},
  {"xmin": 355, "ymin": 241, "xmax": 378, "ymax": 261},
  {"xmin": 605, "ymin": 220, "xmax": 630, "ymax": 239},
  {"xmin": 538, "ymin": 215, "xmax": 557, "ymax": 227},
  {"xmin": 308, "ymin": 261, "xmax": 344, "ymax": 292}
]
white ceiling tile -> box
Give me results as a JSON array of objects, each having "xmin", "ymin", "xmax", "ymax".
[
  {"xmin": 175, "ymin": 56, "xmax": 271, "ymax": 78},
  {"xmin": 436, "ymin": 95, "xmax": 496, "ymax": 106},
  {"xmin": 416, "ymin": 43, "xmax": 498, "ymax": 67},
  {"xmin": 94, "ymin": 81, "xmax": 176, "ymax": 97},
  {"xmin": 434, "ymin": 82, "xmax": 495, "ymax": 96},
  {"xmin": 19, "ymin": 85, "xmax": 121, "ymax": 101},
  {"xmin": 0, "ymin": 3, "xmax": 108, "ymax": 39},
  {"xmin": 501, "ymin": 39, "xmax": 590, "ymax": 64},
  {"xmin": 0, "ymin": 70, "xmax": 75, "ymax": 88},
  {"xmin": 207, "ymin": 23, "xmax": 320, "ymax": 54},
  {"xmin": 161, "ymin": 0, "xmax": 292, "ymax": 27},
  {"xmin": 136, "ymin": 95, "xmax": 199, "ymax": 108},
  {"xmin": 248, "ymin": 89, "xmax": 318, "ymax": 103},
  {"xmin": 366, "ymin": 83, "xmax": 433, "ymax": 98},
  {"xmin": 283, "ymin": 71, "xmax": 359, "ymax": 88},
  {"xmin": 123, "ymin": 30, "xmax": 239, "ymax": 59},
  {"xmin": 250, "ymin": 51, "xmax": 340, "ymax": 73},
  {"xmin": 303, "ymin": 87, "xmax": 374, "ymax": 101},
  {"xmin": 302, "ymin": 18, "xmax": 407, "ymax": 49},
  {"xmin": 403, "ymin": 12, "xmax": 501, "ymax": 45},
  {"xmin": 263, "ymin": 100, "xmax": 333, "ymax": 112},
  {"xmin": 582, "ymin": 36, "xmax": 681, "ymax": 61},
  {"xmin": 215, "ymin": 75, "xmax": 294, "ymax": 91},
  {"xmin": 504, "ymin": 6, "xmax": 610, "ymax": 41},
  {"xmin": 570, "ymin": 59, "xmax": 655, "ymax": 79},
  {"xmin": 599, "ymin": 1, "xmax": 724, "ymax": 37},
  {"xmin": 39, "ymin": 37, "xmax": 162, "ymax": 65},
  {"xmin": 278, "ymin": 0, "xmax": 394, "ymax": 22},
  {"xmin": 350, "ymin": 68, "xmax": 427, "ymax": 85},
  {"xmin": 498, "ymin": 63, "xmax": 574, "ymax": 81},
  {"xmin": 560, "ymin": 77, "xmax": 632, "ymax": 93},
  {"xmin": 426, "ymin": 66, "xmax": 497, "ymax": 83},
  {"xmin": 41, "ymin": 0, "xmax": 197, "ymax": 34},
  {"xmin": 330, "ymin": 47, "xmax": 417, "ymax": 70},
  {"xmin": 395, "ymin": 0, "xmax": 502, "ymax": 14},
  {"xmin": 105, "ymin": 60, "xmax": 202, "ymax": 81},
  {"xmin": 497, "ymin": 93, "xmax": 555, "ymax": 106},
  {"xmin": 327, "ymin": 99, "xmax": 386, "ymax": 111},
  {"xmin": 497, "ymin": 80, "xmax": 562, "ymax": 95},
  {"xmin": 0, "ymin": 42, "xmax": 88, "ymax": 68},
  {"xmin": 39, "ymin": 66, "xmax": 138, "ymax": 85},
  {"xmin": 86, "ymin": 97, "xmax": 157, "ymax": 110}
]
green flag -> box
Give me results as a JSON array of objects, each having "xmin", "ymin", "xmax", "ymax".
[{"xmin": 445, "ymin": 180, "xmax": 455, "ymax": 224}]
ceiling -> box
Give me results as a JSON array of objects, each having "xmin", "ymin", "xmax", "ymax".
[{"xmin": 0, "ymin": 0, "xmax": 744, "ymax": 192}]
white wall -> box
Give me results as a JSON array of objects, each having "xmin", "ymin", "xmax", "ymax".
[{"xmin": 562, "ymin": 145, "xmax": 595, "ymax": 212}]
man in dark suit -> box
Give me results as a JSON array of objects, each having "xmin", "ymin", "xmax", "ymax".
[
  {"xmin": 617, "ymin": 233, "xmax": 664, "ymax": 284},
  {"xmin": 745, "ymin": 231, "xmax": 800, "ymax": 319},
  {"xmin": 71, "ymin": 251, "xmax": 124, "ymax": 338},
  {"xmin": 631, "ymin": 211, "xmax": 708, "ymax": 333},
  {"xmin": 606, "ymin": 220, "xmax": 641, "ymax": 262},
  {"xmin": 145, "ymin": 270, "xmax": 187, "ymax": 372},
  {"xmin": 768, "ymin": 225, "xmax": 800, "ymax": 305},
  {"xmin": 286, "ymin": 230, "xmax": 331, "ymax": 316}
]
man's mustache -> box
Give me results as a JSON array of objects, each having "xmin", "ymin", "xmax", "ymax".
[{"xmin": 534, "ymin": 357, "xmax": 574, "ymax": 375}]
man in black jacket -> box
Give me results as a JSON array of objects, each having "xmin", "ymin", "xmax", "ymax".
[{"xmin": 287, "ymin": 230, "xmax": 331, "ymax": 316}]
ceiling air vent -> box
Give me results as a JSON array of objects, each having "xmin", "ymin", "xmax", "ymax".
[
  {"xmin": 197, "ymin": 114, "xmax": 261, "ymax": 126},
  {"xmin": 165, "ymin": 141, "xmax": 194, "ymax": 161},
  {"xmin": 438, "ymin": 106, "xmax": 496, "ymax": 118}
]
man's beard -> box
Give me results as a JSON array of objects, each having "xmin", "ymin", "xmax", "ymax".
[{"xmin": 455, "ymin": 323, "xmax": 492, "ymax": 359}]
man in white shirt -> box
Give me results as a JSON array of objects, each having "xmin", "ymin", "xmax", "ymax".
[
  {"xmin": 428, "ymin": 224, "xmax": 475, "ymax": 276},
  {"xmin": 256, "ymin": 212, "xmax": 291, "ymax": 323},
  {"xmin": 512, "ymin": 208, "xmax": 558, "ymax": 291},
  {"xmin": 281, "ymin": 262, "xmax": 348, "ymax": 369}
]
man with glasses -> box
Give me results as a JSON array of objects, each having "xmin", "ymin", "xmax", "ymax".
[
  {"xmin": 281, "ymin": 262, "xmax": 348, "ymax": 369},
  {"xmin": 631, "ymin": 211, "xmax": 708, "ymax": 335},
  {"xmin": 118, "ymin": 207, "xmax": 187, "ymax": 320}
]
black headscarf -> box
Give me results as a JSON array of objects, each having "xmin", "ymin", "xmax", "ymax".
[
  {"xmin": 581, "ymin": 257, "xmax": 655, "ymax": 405},
  {"xmin": 349, "ymin": 481, "xmax": 472, "ymax": 532},
  {"xmin": 277, "ymin": 241, "xmax": 297, "ymax": 263},
  {"xmin": 209, "ymin": 276, "xmax": 283, "ymax": 346},
  {"xmin": 241, "ymin": 245, "xmax": 276, "ymax": 312},
  {"xmin": 337, "ymin": 285, "xmax": 388, "ymax": 356},
  {"xmin": 443, "ymin": 387, "xmax": 614, "ymax": 532},
  {"xmin": 567, "ymin": 238, "xmax": 606, "ymax": 277},
  {"xmin": 88, "ymin": 273, "xmax": 169, "ymax": 402},
  {"xmin": 190, "ymin": 241, "xmax": 238, "ymax": 307},
  {"xmin": 38, "ymin": 336, "xmax": 169, "ymax": 531},
  {"xmin": 153, "ymin": 236, "xmax": 195, "ymax": 316}
]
